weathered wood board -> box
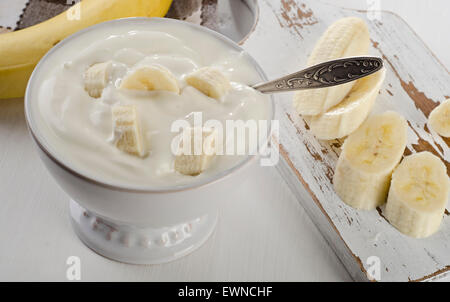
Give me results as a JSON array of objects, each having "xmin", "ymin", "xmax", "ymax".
[{"xmin": 241, "ymin": 0, "xmax": 450, "ymax": 281}]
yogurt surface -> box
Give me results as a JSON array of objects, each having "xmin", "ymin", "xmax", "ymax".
[{"xmin": 31, "ymin": 19, "xmax": 271, "ymax": 188}]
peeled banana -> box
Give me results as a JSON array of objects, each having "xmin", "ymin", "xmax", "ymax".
[
  {"xmin": 120, "ymin": 65, "xmax": 179, "ymax": 93},
  {"xmin": 385, "ymin": 152, "xmax": 450, "ymax": 238},
  {"xmin": 294, "ymin": 17, "xmax": 370, "ymax": 115},
  {"xmin": 174, "ymin": 127, "xmax": 216, "ymax": 176},
  {"xmin": 304, "ymin": 68, "xmax": 386, "ymax": 140},
  {"xmin": 185, "ymin": 67, "xmax": 231, "ymax": 100},
  {"xmin": 111, "ymin": 104, "xmax": 145, "ymax": 157},
  {"xmin": 84, "ymin": 61, "xmax": 113, "ymax": 98},
  {"xmin": 428, "ymin": 98, "xmax": 450, "ymax": 138},
  {"xmin": 0, "ymin": 0, "xmax": 173, "ymax": 99},
  {"xmin": 333, "ymin": 111, "xmax": 407, "ymax": 210}
]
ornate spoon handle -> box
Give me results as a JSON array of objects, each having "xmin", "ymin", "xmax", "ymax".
[{"xmin": 252, "ymin": 57, "xmax": 383, "ymax": 93}]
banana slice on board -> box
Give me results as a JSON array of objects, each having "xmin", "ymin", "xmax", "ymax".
[
  {"xmin": 294, "ymin": 17, "xmax": 370, "ymax": 115},
  {"xmin": 84, "ymin": 61, "xmax": 113, "ymax": 98},
  {"xmin": 120, "ymin": 65, "xmax": 179, "ymax": 93},
  {"xmin": 111, "ymin": 104, "xmax": 146, "ymax": 157},
  {"xmin": 428, "ymin": 98, "xmax": 450, "ymax": 137},
  {"xmin": 174, "ymin": 127, "xmax": 217, "ymax": 176},
  {"xmin": 304, "ymin": 68, "xmax": 386, "ymax": 140},
  {"xmin": 185, "ymin": 67, "xmax": 231, "ymax": 100},
  {"xmin": 385, "ymin": 152, "xmax": 450, "ymax": 238},
  {"xmin": 333, "ymin": 111, "xmax": 407, "ymax": 210}
]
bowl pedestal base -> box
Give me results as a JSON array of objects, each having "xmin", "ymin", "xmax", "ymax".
[{"xmin": 69, "ymin": 199, "xmax": 218, "ymax": 264}]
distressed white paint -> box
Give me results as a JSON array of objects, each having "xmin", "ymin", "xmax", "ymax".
[{"xmin": 241, "ymin": 0, "xmax": 449, "ymax": 281}]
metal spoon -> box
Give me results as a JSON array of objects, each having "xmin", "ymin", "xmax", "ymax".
[{"xmin": 252, "ymin": 56, "xmax": 383, "ymax": 93}]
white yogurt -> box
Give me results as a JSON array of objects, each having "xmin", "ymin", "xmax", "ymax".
[{"xmin": 32, "ymin": 19, "xmax": 271, "ymax": 188}]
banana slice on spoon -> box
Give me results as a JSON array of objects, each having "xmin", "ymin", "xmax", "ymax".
[
  {"xmin": 252, "ymin": 17, "xmax": 382, "ymax": 141},
  {"xmin": 304, "ymin": 68, "xmax": 386, "ymax": 140},
  {"xmin": 293, "ymin": 17, "xmax": 370, "ymax": 115}
]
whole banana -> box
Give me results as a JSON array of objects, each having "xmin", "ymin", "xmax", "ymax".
[{"xmin": 0, "ymin": 0, "xmax": 173, "ymax": 99}]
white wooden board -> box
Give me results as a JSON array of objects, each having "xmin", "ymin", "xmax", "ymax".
[{"xmin": 241, "ymin": 0, "xmax": 450, "ymax": 282}]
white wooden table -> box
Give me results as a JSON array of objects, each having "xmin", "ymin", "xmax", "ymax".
[{"xmin": 0, "ymin": 0, "xmax": 448, "ymax": 281}]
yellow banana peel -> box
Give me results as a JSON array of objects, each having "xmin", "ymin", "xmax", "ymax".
[{"xmin": 0, "ymin": 0, "xmax": 173, "ymax": 99}]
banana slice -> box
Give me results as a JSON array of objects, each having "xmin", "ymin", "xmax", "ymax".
[
  {"xmin": 120, "ymin": 65, "xmax": 179, "ymax": 93},
  {"xmin": 385, "ymin": 152, "xmax": 450, "ymax": 238},
  {"xmin": 84, "ymin": 61, "xmax": 113, "ymax": 98},
  {"xmin": 294, "ymin": 17, "xmax": 370, "ymax": 115},
  {"xmin": 333, "ymin": 111, "xmax": 407, "ymax": 210},
  {"xmin": 111, "ymin": 104, "xmax": 145, "ymax": 157},
  {"xmin": 185, "ymin": 67, "xmax": 231, "ymax": 100},
  {"xmin": 174, "ymin": 127, "xmax": 216, "ymax": 176},
  {"xmin": 304, "ymin": 68, "xmax": 385, "ymax": 140},
  {"xmin": 428, "ymin": 98, "xmax": 450, "ymax": 137}
]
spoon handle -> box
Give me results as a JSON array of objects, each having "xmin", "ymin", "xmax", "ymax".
[{"xmin": 252, "ymin": 56, "xmax": 383, "ymax": 94}]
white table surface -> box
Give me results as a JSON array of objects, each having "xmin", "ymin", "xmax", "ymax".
[{"xmin": 0, "ymin": 0, "xmax": 448, "ymax": 282}]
